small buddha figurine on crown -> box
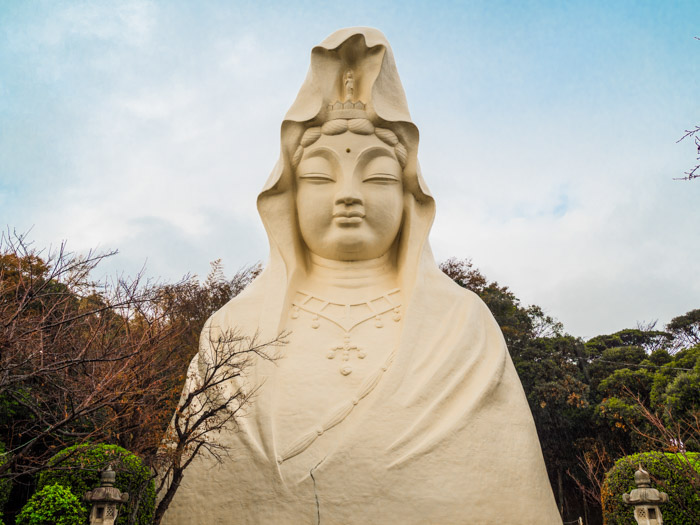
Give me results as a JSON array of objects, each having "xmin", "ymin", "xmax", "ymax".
[
  {"xmin": 343, "ymin": 69, "xmax": 354, "ymax": 101},
  {"xmin": 326, "ymin": 69, "xmax": 367, "ymax": 119}
]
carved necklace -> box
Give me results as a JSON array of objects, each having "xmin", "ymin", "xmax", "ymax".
[
  {"xmin": 290, "ymin": 288, "xmax": 401, "ymax": 375},
  {"xmin": 277, "ymin": 289, "xmax": 402, "ymax": 466}
]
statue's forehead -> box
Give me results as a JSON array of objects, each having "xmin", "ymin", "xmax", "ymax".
[{"xmin": 300, "ymin": 132, "xmax": 397, "ymax": 164}]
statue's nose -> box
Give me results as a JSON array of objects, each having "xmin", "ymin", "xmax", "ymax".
[
  {"xmin": 336, "ymin": 194, "xmax": 362, "ymax": 206},
  {"xmin": 335, "ymin": 178, "xmax": 363, "ymax": 206}
]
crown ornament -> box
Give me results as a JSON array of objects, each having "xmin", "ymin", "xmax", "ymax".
[{"xmin": 327, "ymin": 69, "xmax": 368, "ymax": 120}]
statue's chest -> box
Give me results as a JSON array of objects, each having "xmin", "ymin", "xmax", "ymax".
[{"xmin": 271, "ymin": 290, "xmax": 402, "ymax": 474}]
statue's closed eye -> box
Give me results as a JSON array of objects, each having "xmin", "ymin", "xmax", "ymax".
[
  {"xmin": 299, "ymin": 173, "xmax": 335, "ymax": 183},
  {"xmin": 363, "ymin": 173, "xmax": 400, "ymax": 183}
]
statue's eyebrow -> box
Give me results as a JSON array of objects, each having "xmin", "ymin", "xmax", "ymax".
[
  {"xmin": 356, "ymin": 145, "xmax": 399, "ymax": 166},
  {"xmin": 300, "ymin": 146, "xmax": 340, "ymax": 163},
  {"xmin": 297, "ymin": 146, "xmax": 341, "ymax": 177}
]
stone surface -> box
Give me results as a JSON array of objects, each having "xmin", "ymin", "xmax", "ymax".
[{"xmin": 162, "ymin": 27, "xmax": 561, "ymax": 524}]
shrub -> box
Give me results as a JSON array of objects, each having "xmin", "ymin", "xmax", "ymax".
[
  {"xmin": 0, "ymin": 442, "xmax": 11, "ymax": 519},
  {"xmin": 602, "ymin": 451, "xmax": 700, "ymax": 524},
  {"xmin": 16, "ymin": 483, "xmax": 85, "ymax": 525},
  {"xmin": 37, "ymin": 444, "xmax": 154, "ymax": 525}
]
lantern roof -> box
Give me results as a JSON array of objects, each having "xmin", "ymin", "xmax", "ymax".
[
  {"xmin": 83, "ymin": 466, "xmax": 129, "ymax": 504},
  {"xmin": 622, "ymin": 465, "xmax": 669, "ymax": 506}
]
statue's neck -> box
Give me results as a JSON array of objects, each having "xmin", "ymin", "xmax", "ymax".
[{"xmin": 303, "ymin": 252, "xmax": 398, "ymax": 303}]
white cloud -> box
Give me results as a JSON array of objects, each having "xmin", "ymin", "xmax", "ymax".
[
  {"xmin": 46, "ymin": 0, "xmax": 155, "ymax": 47},
  {"xmin": 2, "ymin": 1, "xmax": 698, "ymax": 338}
]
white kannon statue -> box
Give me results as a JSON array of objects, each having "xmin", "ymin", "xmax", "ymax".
[{"xmin": 162, "ymin": 27, "xmax": 561, "ymax": 524}]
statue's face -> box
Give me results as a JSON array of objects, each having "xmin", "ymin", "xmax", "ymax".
[{"xmin": 295, "ymin": 131, "xmax": 404, "ymax": 261}]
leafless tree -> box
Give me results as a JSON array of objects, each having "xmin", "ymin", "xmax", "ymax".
[
  {"xmin": 152, "ymin": 329, "xmax": 284, "ymax": 525},
  {"xmin": 675, "ymin": 125, "xmax": 700, "ymax": 181},
  {"xmin": 568, "ymin": 441, "xmax": 614, "ymax": 507},
  {"xmin": 675, "ymin": 38, "xmax": 699, "ymax": 181}
]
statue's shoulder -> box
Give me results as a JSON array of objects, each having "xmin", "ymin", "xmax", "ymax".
[
  {"xmin": 195, "ymin": 274, "xmax": 272, "ymax": 372},
  {"xmin": 430, "ymin": 267, "xmax": 488, "ymax": 306},
  {"xmin": 203, "ymin": 273, "xmax": 268, "ymax": 338},
  {"xmin": 428, "ymin": 268, "xmax": 501, "ymax": 327}
]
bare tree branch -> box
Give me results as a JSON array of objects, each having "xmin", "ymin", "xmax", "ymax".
[{"xmin": 151, "ymin": 330, "xmax": 285, "ymax": 525}]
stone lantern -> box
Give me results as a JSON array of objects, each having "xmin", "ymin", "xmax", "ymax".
[
  {"xmin": 622, "ymin": 465, "xmax": 669, "ymax": 525},
  {"xmin": 83, "ymin": 465, "xmax": 129, "ymax": 525}
]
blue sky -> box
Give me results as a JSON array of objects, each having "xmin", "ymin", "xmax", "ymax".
[{"xmin": 1, "ymin": 0, "xmax": 698, "ymax": 337}]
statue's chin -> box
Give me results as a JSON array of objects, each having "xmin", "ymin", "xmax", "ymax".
[
  {"xmin": 316, "ymin": 248, "xmax": 374, "ymax": 262},
  {"xmin": 310, "ymin": 239, "xmax": 390, "ymax": 262}
]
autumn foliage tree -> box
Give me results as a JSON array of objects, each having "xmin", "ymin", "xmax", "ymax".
[
  {"xmin": 0, "ymin": 232, "xmax": 268, "ymax": 522},
  {"xmin": 0, "ymin": 232, "xmax": 181, "ymax": 479}
]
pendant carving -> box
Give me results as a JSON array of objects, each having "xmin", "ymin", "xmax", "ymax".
[
  {"xmin": 289, "ymin": 288, "xmax": 401, "ymax": 375},
  {"xmin": 326, "ymin": 334, "xmax": 366, "ymax": 375}
]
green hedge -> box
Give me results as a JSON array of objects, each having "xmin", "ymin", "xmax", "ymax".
[
  {"xmin": 16, "ymin": 483, "xmax": 86, "ymax": 525},
  {"xmin": 602, "ymin": 451, "xmax": 700, "ymax": 524},
  {"xmin": 37, "ymin": 444, "xmax": 155, "ymax": 525}
]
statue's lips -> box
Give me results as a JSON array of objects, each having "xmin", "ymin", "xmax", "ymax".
[{"xmin": 333, "ymin": 210, "xmax": 364, "ymax": 225}]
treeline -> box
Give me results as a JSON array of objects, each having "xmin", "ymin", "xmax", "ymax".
[{"xmin": 0, "ymin": 236, "xmax": 698, "ymax": 523}]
